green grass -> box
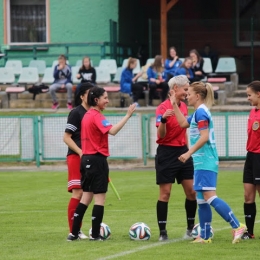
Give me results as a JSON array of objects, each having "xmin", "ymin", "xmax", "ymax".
[{"xmin": 1, "ymin": 169, "xmax": 259, "ymax": 260}]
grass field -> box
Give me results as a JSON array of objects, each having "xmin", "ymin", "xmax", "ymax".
[{"xmin": 1, "ymin": 168, "xmax": 260, "ymax": 260}]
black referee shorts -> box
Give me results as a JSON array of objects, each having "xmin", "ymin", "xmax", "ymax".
[
  {"xmin": 155, "ymin": 145, "xmax": 194, "ymax": 185},
  {"xmin": 80, "ymin": 153, "xmax": 109, "ymax": 194},
  {"xmin": 243, "ymin": 151, "xmax": 260, "ymax": 185}
]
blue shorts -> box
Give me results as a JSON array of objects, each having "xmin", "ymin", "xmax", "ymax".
[{"xmin": 193, "ymin": 169, "xmax": 217, "ymax": 192}]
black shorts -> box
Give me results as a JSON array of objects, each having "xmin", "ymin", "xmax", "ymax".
[
  {"xmin": 155, "ymin": 145, "xmax": 194, "ymax": 185},
  {"xmin": 243, "ymin": 152, "xmax": 260, "ymax": 185},
  {"xmin": 80, "ymin": 153, "xmax": 109, "ymax": 194}
]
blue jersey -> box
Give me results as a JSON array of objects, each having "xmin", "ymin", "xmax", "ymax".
[{"xmin": 187, "ymin": 104, "xmax": 219, "ymax": 173}]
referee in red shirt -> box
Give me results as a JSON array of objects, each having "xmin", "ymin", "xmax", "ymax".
[
  {"xmin": 242, "ymin": 81, "xmax": 260, "ymax": 239},
  {"xmin": 155, "ymin": 75, "xmax": 197, "ymax": 241},
  {"xmin": 68, "ymin": 86, "xmax": 136, "ymax": 241}
]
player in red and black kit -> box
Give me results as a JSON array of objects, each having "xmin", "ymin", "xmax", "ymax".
[
  {"xmin": 63, "ymin": 83, "xmax": 93, "ymax": 239},
  {"xmin": 67, "ymin": 86, "xmax": 136, "ymax": 241},
  {"xmin": 242, "ymin": 81, "xmax": 260, "ymax": 239},
  {"xmin": 155, "ymin": 75, "xmax": 197, "ymax": 241}
]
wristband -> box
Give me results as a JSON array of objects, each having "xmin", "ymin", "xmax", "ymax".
[{"xmin": 161, "ymin": 117, "xmax": 167, "ymax": 124}]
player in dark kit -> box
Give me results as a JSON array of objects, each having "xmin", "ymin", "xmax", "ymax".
[
  {"xmin": 155, "ymin": 75, "xmax": 197, "ymax": 241},
  {"xmin": 63, "ymin": 83, "xmax": 93, "ymax": 239},
  {"xmin": 242, "ymin": 81, "xmax": 260, "ymax": 239},
  {"xmin": 67, "ymin": 86, "xmax": 136, "ymax": 241}
]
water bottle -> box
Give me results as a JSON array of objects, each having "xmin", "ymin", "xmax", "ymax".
[{"xmin": 120, "ymin": 96, "xmax": 125, "ymax": 107}]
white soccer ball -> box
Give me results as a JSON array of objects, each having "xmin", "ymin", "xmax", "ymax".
[
  {"xmin": 89, "ymin": 222, "xmax": 111, "ymax": 240},
  {"xmin": 129, "ymin": 222, "xmax": 151, "ymax": 240},
  {"xmin": 191, "ymin": 223, "xmax": 214, "ymax": 239}
]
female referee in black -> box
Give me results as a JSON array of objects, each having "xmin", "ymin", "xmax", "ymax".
[{"xmin": 68, "ymin": 86, "xmax": 136, "ymax": 241}]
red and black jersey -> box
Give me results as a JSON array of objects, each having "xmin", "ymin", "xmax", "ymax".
[
  {"xmin": 65, "ymin": 105, "xmax": 87, "ymax": 156},
  {"xmin": 81, "ymin": 108, "xmax": 113, "ymax": 157},
  {"xmin": 247, "ymin": 108, "xmax": 260, "ymax": 153},
  {"xmin": 155, "ymin": 99, "xmax": 188, "ymax": 146}
]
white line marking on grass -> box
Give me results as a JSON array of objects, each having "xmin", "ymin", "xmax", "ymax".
[
  {"xmin": 98, "ymin": 238, "xmax": 183, "ymax": 260},
  {"xmin": 98, "ymin": 221, "xmax": 260, "ymax": 260}
]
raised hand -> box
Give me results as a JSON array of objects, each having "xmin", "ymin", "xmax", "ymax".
[{"xmin": 126, "ymin": 103, "xmax": 136, "ymax": 118}]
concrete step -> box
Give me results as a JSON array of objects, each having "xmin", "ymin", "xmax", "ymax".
[
  {"xmin": 238, "ymin": 84, "xmax": 248, "ymax": 89},
  {"xmin": 226, "ymin": 97, "xmax": 250, "ymax": 106},
  {"xmin": 9, "ymin": 99, "xmax": 69, "ymax": 109},
  {"xmin": 232, "ymin": 90, "xmax": 247, "ymax": 98}
]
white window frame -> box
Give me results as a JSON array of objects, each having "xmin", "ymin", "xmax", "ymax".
[
  {"xmin": 236, "ymin": 0, "xmax": 260, "ymax": 47},
  {"xmin": 6, "ymin": 0, "xmax": 49, "ymax": 45}
]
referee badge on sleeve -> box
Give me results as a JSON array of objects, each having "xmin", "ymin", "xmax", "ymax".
[
  {"xmin": 252, "ymin": 121, "xmax": 259, "ymax": 131},
  {"xmin": 156, "ymin": 115, "xmax": 162, "ymax": 123}
]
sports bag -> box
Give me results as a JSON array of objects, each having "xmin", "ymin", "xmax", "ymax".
[{"xmin": 28, "ymin": 84, "xmax": 49, "ymax": 100}]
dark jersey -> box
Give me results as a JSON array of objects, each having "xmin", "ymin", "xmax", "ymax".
[
  {"xmin": 78, "ymin": 67, "xmax": 96, "ymax": 84},
  {"xmin": 65, "ymin": 105, "xmax": 87, "ymax": 156}
]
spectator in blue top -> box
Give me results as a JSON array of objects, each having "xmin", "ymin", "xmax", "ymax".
[
  {"xmin": 120, "ymin": 57, "xmax": 144, "ymax": 107},
  {"xmin": 164, "ymin": 47, "xmax": 182, "ymax": 80},
  {"xmin": 147, "ymin": 55, "xmax": 169, "ymax": 106},
  {"xmin": 175, "ymin": 57, "xmax": 195, "ymax": 83},
  {"xmin": 50, "ymin": 54, "xmax": 73, "ymax": 110}
]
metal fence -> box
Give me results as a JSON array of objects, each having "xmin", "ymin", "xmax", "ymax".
[{"xmin": 0, "ymin": 113, "xmax": 248, "ymax": 166}]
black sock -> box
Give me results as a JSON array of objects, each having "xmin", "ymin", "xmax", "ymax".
[
  {"xmin": 244, "ymin": 202, "xmax": 256, "ymax": 235},
  {"xmin": 185, "ymin": 199, "xmax": 197, "ymax": 230},
  {"xmin": 92, "ymin": 205, "xmax": 104, "ymax": 238},
  {"xmin": 71, "ymin": 203, "xmax": 88, "ymax": 236},
  {"xmin": 157, "ymin": 200, "xmax": 168, "ymax": 231}
]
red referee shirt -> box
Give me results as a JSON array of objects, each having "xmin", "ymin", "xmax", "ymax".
[
  {"xmin": 247, "ymin": 108, "xmax": 260, "ymax": 153},
  {"xmin": 155, "ymin": 99, "xmax": 188, "ymax": 146},
  {"xmin": 81, "ymin": 108, "xmax": 113, "ymax": 157}
]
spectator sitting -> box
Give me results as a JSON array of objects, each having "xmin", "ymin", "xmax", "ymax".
[
  {"xmin": 189, "ymin": 49, "xmax": 205, "ymax": 81},
  {"xmin": 147, "ymin": 55, "xmax": 169, "ymax": 106},
  {"xmin": 164, "ymin": 46, "xmax": 182, "ymax": 80},
  {"xmin": 120, "ymin": 57, "xmax": 144, "ymax": 107},
  {"xmin": 50, "ymin": 54, "xmax": 73, "ymax": 110},
  {"xmin": 75, "ymin": 56, "xmax": 96, "ymax": 95},
  {"xmin": 200, "ymin": 44, "xmax": 218, "ymax": 71},
  {"xmin": 175, "ymin": 57, "xmax": 195, "ymax": 83}
]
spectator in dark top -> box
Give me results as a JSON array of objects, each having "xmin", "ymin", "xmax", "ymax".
[
  {"xmin": 50, "ymin": 54, "xmax": 73, "ymax": 110},
  {"xmin": 75, "ymin": 56, "xmax": 96, "ymax": 95},
  {"xmin": 200, "ymin": 44, "xmax": 218, "ymax": 71},
  {"xmin": 120, "ymin": 57, "xmax": 144, "ymax": 107},
  {"xmin": 189, "ymin": 49, "xmax": 205, "ymax": 81},
  {"xmin": 147, "ymin": 55, "xmax": 169, "ymax": 106},
  {"xmin": 175, "ymin": 57, "xmax": 195, "ymax": 82},
  {"xmin": 164, "ymin": 46, "xmax": 182, "ymax": 80}
]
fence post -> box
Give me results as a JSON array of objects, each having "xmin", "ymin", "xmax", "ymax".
[
  {"xmin": 34, "ymin": 116, "xmax": 41, "ymax": 167},
  {"xmin": 142, "ymin": 115, "xmax": 148, "ymax": 165}
]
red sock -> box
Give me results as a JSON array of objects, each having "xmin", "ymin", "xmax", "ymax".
[{"xmin": 68, "ymin": 198, "xmax": 80, "ymax": 233}]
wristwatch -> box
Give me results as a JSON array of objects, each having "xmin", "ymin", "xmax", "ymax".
[{"xmin": 161, "ymin": 117, "xmax": 167, "ymax": 123}]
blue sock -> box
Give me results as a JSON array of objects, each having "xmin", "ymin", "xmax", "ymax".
[
  {"xmin": 209, "ymin": 197, "xmax": 240, "ymax": 228},
  {"xmin": 198, "ymin": 203, "xmax": 212, "ymax": 239}
]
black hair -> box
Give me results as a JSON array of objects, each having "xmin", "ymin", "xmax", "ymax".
[
  {"xmin": 87, "ymin": 86, "xmax": 106, "ymax": 106},
  {"xmin": 74, "ymin": 83, "xmax": 94, "ymax": 107},
  {"xmin": 247, "ymin": 81, "xmax": 260, "ymax": 93}
]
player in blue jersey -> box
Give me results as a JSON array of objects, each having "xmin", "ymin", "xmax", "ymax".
[{"xmin": 171, "ymin": 81, "xmax": 247, "ymax": 244}]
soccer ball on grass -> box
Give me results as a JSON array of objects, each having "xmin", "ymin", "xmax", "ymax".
[{"xmin": 129, "ymin": 222, "xmax": 151, "ymax": 240}]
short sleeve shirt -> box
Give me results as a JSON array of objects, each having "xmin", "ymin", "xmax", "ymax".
[
  {"xmin": 65, "ymin": 105, "xmax": 87, "ymax": 156},
  {"xmin": 247, "ymin": 108, "xmax": 260, "ymax": 153},
  {"xmin": 155, "ymin": 99, "xmax": 188, "ymax": 146},
  {"xmin": 81, "ymin": 108, "xmax": 113, "ymax": 156}
]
